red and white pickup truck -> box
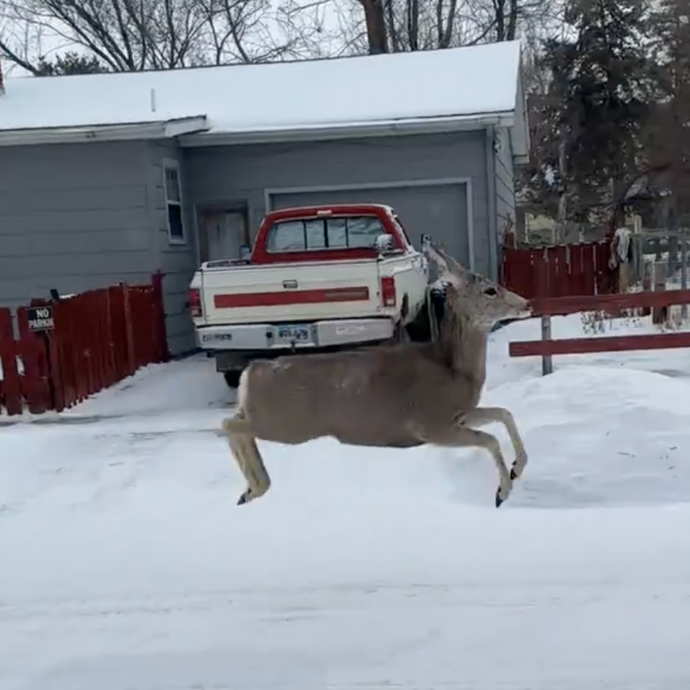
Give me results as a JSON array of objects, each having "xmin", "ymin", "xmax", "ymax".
[{"xmin": 188, "ymin": 203, "xmax": 431, "ymax": 387}]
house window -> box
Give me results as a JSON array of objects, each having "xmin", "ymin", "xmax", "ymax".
[{"xmin": 163, "ymin": 159, "xmax": 185, "ymax": 243}]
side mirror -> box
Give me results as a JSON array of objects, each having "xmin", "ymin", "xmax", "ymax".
[{"xmin": 375, "ymin": 233, "xmax": 395, "ymax": 255}]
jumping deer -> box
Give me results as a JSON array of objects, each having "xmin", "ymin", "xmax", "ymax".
[{"xmin": 221, "ymin": 241, "xmax": 532, "ymax": 508}]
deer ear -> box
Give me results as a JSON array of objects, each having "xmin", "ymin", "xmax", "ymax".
[
  {"xmin": 424, "ymin": 240, "xmax": 471, "ymax": 289},
  {"xmin": 424, "ymin": 243, "xmax": 450, "ymax": 274},
  {"xmin": 426, "ymin": 242, "xmax": 467, "ymax": 277},
  {"xmin": 442, "ymin": 251, "xmax": 469, "ymax": 280}
]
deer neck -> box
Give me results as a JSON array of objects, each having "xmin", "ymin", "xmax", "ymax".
[{"xmin": 439, "ymin": 311, "xmax": 487, "ymax": 385}]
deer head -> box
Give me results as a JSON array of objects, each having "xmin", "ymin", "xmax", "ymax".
[{"xmin": 422, "ymin": 238, "xmax": 531, "ymax": 332}]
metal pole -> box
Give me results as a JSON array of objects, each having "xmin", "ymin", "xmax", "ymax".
[
  {"xmin": 541, "ymin": 315, "xmax": 553, "ymax": 376},
  {"xmin": 653, "ymin": 261, "xmax": 668, "ymax": 325},
  {"xmin": 681, "ymin": 231, "xmax": 688, "ymax": 320}
]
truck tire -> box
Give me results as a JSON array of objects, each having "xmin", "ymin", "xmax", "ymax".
[{"xmin": 223, "ymin": 369, "xmax": 243, "ymax": 389}]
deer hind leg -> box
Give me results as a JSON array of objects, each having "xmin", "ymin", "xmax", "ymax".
[
  {"xmin": 424, "ymin": 427, "xmax": 513, "ymax": 508},
  {"xmin": 460, "ymin": 407, "xmax": 528, "ymax": 481},
  {"xmin": 221, "ymin": 412, "xmax": 271, "ymax": 506}
]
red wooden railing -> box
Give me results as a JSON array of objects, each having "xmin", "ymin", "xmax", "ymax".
[
  {"xmin": 502, "ymin": 241, "xmax": 616, "ymax": 299},
  {"xmin": 0, "ymin": 272, "xmax": 168, "ymax": 415},
  {"xmin": 509, "ymin": 289, "xmax": 690, "ymax": 374}
]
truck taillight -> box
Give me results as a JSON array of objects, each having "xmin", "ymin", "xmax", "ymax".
[
  {"xmin": 380, "ymin": 276, "xmax": 397, "ymax": 307},
  {"xmin": 189, "ymin": 288, "xmax": 202, "ymax": 318}
]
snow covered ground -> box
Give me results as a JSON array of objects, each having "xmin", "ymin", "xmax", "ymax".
[{"xmin": 2, "ymin": 314, "xmax": 690, "ymax": 690}]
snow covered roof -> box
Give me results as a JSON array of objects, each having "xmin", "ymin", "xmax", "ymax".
[{"xmin": 0, "ymin": 41, "xmax": 526, "ymax": 150}]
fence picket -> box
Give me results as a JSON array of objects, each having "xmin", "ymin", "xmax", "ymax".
[
  {"xmin": 502, "ymin": 240, "xmax": 616, "ymax": 299},
  {"xmin": 16, "ymin": 309, "xmax": 50, "ymax": 414},
  {"xmin": 0, "ymin": 309, "xmax": 22, "ymax": 415}
]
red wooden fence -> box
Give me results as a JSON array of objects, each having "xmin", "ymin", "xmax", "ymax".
[
  {"xmin": 502, "ymin": 241, "xmax": 616, "ymax": 299},
  {"xmin": 0, "ymin": 272, "xmax": 168, "ymax": 416}
]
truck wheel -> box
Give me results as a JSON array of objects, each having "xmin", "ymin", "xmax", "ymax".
[{"xmin": 223, "ymin": 369, "xmax": 243, "ymax": 389}]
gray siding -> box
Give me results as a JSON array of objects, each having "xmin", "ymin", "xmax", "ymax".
[
  {"xmin": 146, "ymin": 142, "xmax": 198, "ymax": 355},
  {"xmin": 0, "ymin": 141, "xmax": 197, "ymax": 357},
  {"xmin": 184, "ymin": 132, "xmax": 492, "ymax": 275},
  {"xmin": 494, "ymin": 126, "xmax": 516, "ymax": 242},
  {"xmin": 0, "ymin": 142, "xmax": 153, "ymax": 306}
]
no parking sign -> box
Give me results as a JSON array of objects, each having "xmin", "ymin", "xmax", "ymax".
[{"xmin": 26, "ymin": 306, "xmax": 54, "ymax": 332}]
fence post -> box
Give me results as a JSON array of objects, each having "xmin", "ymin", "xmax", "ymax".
[
  {"xmin": 541, "ymin": 316, "xmax": 553, "ymax": 376},
  {"xmin": 641, "ymin": 260, "xmax": 652, "ymax": 317},
  {"xmin": 122, "ymin": 283, "xmax": 136, "ymax": 376},
  {"xmin": 681, "ymin": 232, "xmax": 688, "ymax": 321},
  {"xmin": 652, "ymin": 261, "xmax": 667, "ymax": 325}
]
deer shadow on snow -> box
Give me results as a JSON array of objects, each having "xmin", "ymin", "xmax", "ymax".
[{"xmin": 221, "ymin": 242, "xmax": 532, "ymax": 509}]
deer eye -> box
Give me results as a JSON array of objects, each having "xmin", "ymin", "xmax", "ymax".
[{"xmin": 484, "ymin": 287, "xmax": 498, "ymax": 297}]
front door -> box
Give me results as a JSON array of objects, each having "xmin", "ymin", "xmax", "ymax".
[{"xmin": 198, "ymin": 206, "xmax": 250, "ymax": 262}]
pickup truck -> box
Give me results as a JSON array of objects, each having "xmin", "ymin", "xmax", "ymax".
[{"xmin": 189, "ymin": 203, "xmax": 431, "ymax": 387}]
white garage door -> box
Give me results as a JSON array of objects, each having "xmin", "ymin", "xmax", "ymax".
[{"xmin": 267, "ymin": 182, "xmax": 471, "ymax": 267}]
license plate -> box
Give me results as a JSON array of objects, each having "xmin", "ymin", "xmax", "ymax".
[{"xmin": 275, "ymin": 324, "xmax": 312, "ymax": 344}]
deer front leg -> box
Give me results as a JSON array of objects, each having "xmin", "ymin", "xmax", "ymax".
[
  {"xmin": 424, "ymin": 427, "xmax": 513, "ymax": 508},
  {"xmin": 461, "ymin": 407, "xmax": 528, "ymax": 481},
  {"xmin": 221, "ymin": 413, "xmax": 271, "ymax": 506}
]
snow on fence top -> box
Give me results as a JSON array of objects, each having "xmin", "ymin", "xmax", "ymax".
[{"xmin": 0, "ymin": 41, "xmax": 522, "ymax": 138}]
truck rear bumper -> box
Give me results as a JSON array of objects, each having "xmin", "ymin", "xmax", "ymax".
[{"xmin": 195, "ymin": 317, "xmax": 395, "ymax": 352}]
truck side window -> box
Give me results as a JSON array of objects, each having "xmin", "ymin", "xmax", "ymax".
[{"xmin": 392, "ymin": 215, "xmax": 412, "ymax": 245}]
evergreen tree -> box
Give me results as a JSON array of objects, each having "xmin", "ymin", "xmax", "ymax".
[
  {"xmin": 35, "ymin": 52, "xmax": 107, "ymax": 76},
  {"xmin": 525, "ymin": 0, "xmax": 657, "ymax": 229},
  {"xmin": 648, "ymin": 0, "xmax": 690, "ymax": 219}
]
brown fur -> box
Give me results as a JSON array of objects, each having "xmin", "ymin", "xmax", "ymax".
[{"xmin": 222, "ymin": 243, "xmax": 531, "ymax": 508}]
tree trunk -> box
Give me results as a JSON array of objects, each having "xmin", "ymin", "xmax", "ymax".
[{"xmin": 360, "ymin": 0, "xmax": 389, "ymax": 54}]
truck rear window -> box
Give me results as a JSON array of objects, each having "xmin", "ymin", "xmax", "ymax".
[{"xmin": 266, "ymin": 216, "xmax": 386, "ymax": 252}]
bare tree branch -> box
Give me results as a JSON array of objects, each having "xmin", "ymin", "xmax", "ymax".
[
  {"xmin": 339, "ymin": 0, "xmax": 562, "ymax": 54},
  {"xmin": 0, "ymin": 0, "xmax": 333, "ymax": 72}
]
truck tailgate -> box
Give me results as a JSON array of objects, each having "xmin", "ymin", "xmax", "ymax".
[{"xmin": 200, "ymin": 260, "xmax": 382, "ymax": 325}]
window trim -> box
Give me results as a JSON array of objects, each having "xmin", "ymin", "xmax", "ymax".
[{"xmin": 162, "ymin": 158, "xmax": 186, "ymax": 245}]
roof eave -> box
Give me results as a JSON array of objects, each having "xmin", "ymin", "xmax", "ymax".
[
  {"xmin": 179, "ymin": 112, "xmax": 516, "ymax": 147},
  {"xmin": 0, "ymin": 115, "xmax": 209, "ymax": 147}
]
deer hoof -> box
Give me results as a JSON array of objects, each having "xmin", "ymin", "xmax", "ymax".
[
  {"xmin": 495, "ymin": 477, "xmax": 513, "ymax": 508},
  {"xmin": 511, "ymin": 452, "xmax": 528, "ymax": 480},
  {"xmin": 237, "ymin": 490, "xmax": 251, "ymax": 506}
]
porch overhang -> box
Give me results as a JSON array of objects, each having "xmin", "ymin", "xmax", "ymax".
[
  {"xmin": 178, "ymin": 112, "xmax": 517, "ymax": 147},
  {"xmin": 0, "ymin": 115, "xmax": 209, "ymax": 147}
]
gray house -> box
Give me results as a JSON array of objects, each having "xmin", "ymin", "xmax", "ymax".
[{"xmin": 0, "ymin": 40, "xmax": 528, "ymax": 355}]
